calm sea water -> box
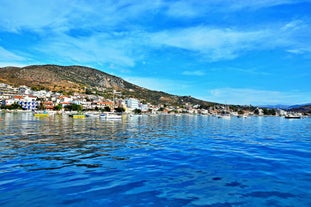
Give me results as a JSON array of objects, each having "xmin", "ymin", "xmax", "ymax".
[{"xmin": 0, "ymin": 112, "xmax": 310, "ymax": 207}]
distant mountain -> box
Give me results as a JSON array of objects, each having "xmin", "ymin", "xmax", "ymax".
[
  {"xmin": 0, "ymin": 64, "xmax": 215, "ymax": 107},
  {"xmin": 259, "ymin": 104, "xmax": 291, "ymax": 109},
  {"xmin": 287, "ymin": 103, "xmax": 311, "ymax": 113},
  {"xmin": 287, "ymin": 103, "xmax": 311, "ymax": 109},
  {"xmin": 259, "ymin": 103, "xmax": 311, "ymax": 114}
]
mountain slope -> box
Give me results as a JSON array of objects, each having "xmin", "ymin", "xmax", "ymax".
[
  {"xmin": 288, "ymin": 103, "xmax": 311, "ymax": 113},
  {"xmin": 0, "ymin": 64, "xmax": 215, "ymax": 107}
]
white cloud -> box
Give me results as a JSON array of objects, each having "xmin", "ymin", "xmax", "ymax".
[
  {"xmin": 0, "ymin": 47, "xmax": 33, "ymax": 67},
  {"xmin": 182, "ymin": 70, "xmax": 206, "ymax": 76},
  {"xmin": 0, "ymin": 0, "xmax": 75, "ymax": 32},
  {"xmin": 286, "ymin": 49, "xmax": 307, "ymax": 54},
  {"xmin": 204, "ymin": 88, "xmax": 311, "ymax": 105},
  {"xmin": 0, "ymin": 46, "xmax": 44, "ymax": 67},
  {"xmin": 34, "ymin": 31, "xmax": 145, "ymax": 68},
  {"xmin": 224, "ymin": 0, "xmax": 306, "ymax": 10},
  {"xmin": 149, "ymin": 17, "xmax": 311, "ymax": 61},
  {"xmin": 209, "ymin": 67, "xmax": 272, "ymax": 76},
  {"xmin": 150, "ymin": 26, "xmax": 268, "ymax": 61},
  {"xmin": 0, "ymin": 0, "xmax": 164, "ymax": 33},
  {"xmin": 164, "ymin": 0, "xmax": 305, "ymax": 18},
  {"xmin": 0, "ymin": 47, "xmax": 25, "ymax": 61},
  {"xmin": 166, "ymin": 1, "xmax": 206, "ymax": 18},
  {"xmin": 0, "ymin": 0, "xmax": 310, "ymax": 72}
]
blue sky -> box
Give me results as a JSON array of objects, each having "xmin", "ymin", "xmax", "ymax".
[{"xmin": 0, "ymin": 0, "xmax": 311, "ymax": 105}]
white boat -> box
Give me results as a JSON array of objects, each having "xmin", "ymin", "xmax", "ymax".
[
  {"xmin": 99, "ymin": 90, "xmax": 123, "ymax": 120},
  {"xmin": 218, "ymin": 113, "xmax": 231, "ymax": 119},
  {"xmin": 85, "ymin": 112, "xmax": 100, "ymax": 118},
  {"xmin": 284, "ymin": 114, "xmax": 301, "ymax": 119},
  {"xmin": 100, "ymin": 112, "xmax": 122, "ymax": 120},
  {"xmin": 218, "ymin": 105, "xmax": 231, "ymax": 119}
]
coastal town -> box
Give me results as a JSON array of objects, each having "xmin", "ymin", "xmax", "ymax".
[{"xmin": 0, "ymin": 82, "xmax": 306, "ymax": 118}]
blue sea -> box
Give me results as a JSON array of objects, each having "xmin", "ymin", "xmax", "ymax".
[{"xmin": 0, "ymin": 112, "xmax": 310, "ymax": 207}]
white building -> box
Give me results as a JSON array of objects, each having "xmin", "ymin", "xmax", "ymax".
[
  {"xmin": 19, "ymin": 95, "xmax": 38, "ymax": 110},
  {"xmin": 32, "ymin": 90, "xmax": 51, "ymax": 98},
  {"xmin": 140, "ymin": 104, "xmax": 149, "ymax": 112},
  {"xmin": 18, "ymin": 85, "xmax": 32, "ymax": 95},
  {"xmin": 125, "ymin": 98, "xmax": 140, "ymax": 110}
]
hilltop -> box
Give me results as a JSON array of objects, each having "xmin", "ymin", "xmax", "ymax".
[
  {"xmin": 288, "ymin": 103, "xmax": 311, "ymax": 114},
  {"xmin": 0, "ymin": 64, "xmax": 215, "ymax": 107}
]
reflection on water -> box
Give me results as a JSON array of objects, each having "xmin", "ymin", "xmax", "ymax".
[{"xmin": 0, "ymin": 112, "xmax": 310, "ymax": 207}]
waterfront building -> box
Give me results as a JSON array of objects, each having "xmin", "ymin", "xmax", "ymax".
[
  {"xmin": 125, "ymin": 98, "xmax": 139, "ymax": 110},
  {"xmin": 140, "ymin": 103, "xmax": 149, "ymax": 112},
  {"xmin": 0, "ymin": 83, "xmax": 18, "ymax": 98},
  {"xmin": 2, "ymin": 99, "xmax": 15, "ymax": 106},
  {"xmin": 57, "ymin": 96, "xmax": 73, "ymax": 104},
  {"xmin": 18, "ymin": 85, "xmax": 32, "ymax": 95},
  {"xmin": 18, "ymin": 95, "xmax": 39, "ymax": 110},
  {"xmin": 43, "ymin": 101, "xmax": 54, "ymax": 110},
  {"xmin": 32, "ymin": 90, "xmax": 51, "ymax": 98}
]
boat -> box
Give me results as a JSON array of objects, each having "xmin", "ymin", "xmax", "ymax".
[
  {"xmin": 34, "ymin": 111, "xmax": 49, "ymax": 117},
  {"xmin": 218, "ymin": 113, "xmax": 231, "ymax": 119},
  {"xmin": 99, "ymin": 90, "xmax": 123, "ymax": 120},
  {"xmin": 100, "ymin": 112, "xmax": 122, "ymax": 120},
  {"xmin": 69, "ymin": 112, "xmax": 86, "ymax": 119},
  {"xmin": 218, "ymin": 105, "xmax": 231, "ymax": 119},
  {"xmin": 85, "ymin": 112, "xmax": 100, "ymax": 118},
  {"xmin": 285, "ymin": 114, "xmax": 301, "ymax": 119},
  {"xmin": 72, "ymin": 114, "xmax": 86, "ymax": 119}
]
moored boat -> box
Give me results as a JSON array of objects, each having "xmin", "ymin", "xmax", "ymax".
[
  {"xmin": 34, "ymin": 111, "xmax": 49, "ymax": 117},
  {"xmin": 218, "ymin": 113, "xmax": 231, "ymax": 119},
  {"xmin": 69, "ymin": 112, "xmax": 86, "ymax": 119},
  {"xmin": 285, "ymin": 114, "xmax": 301, "ymax": 119},
  {"xmin": 100, "ymin": 112, "xmax": 122, "ymax": 120},
  {"xmin": 237, "ymin": 114, "xmax": 248, "ymax": 118}
]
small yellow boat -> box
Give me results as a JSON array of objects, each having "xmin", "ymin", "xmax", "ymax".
[
  {"xmin": 72, "ymin": 114, "xmax": 85, "ymax": 119},
  {"xmin": 69, "ymin": 113, "xmax": 86, "ymax": 119},
  {"xmin": 34, "ymin": 111, "xmax": 49, "ymax": 117}
]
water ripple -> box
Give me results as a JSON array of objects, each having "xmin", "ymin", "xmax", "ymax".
[{"xmin": 0, "ymin": 113, "xmax": 310, "ymax": 206}]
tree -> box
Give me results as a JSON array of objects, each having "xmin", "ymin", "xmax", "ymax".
[
  {"xmin": 38, "ymin": 102, "xmax": 45, "ymax": 110},
  {"xmin": 2, "ymin": 103, "xmax": 23, "ymax": 110},
  {"xmin": 64, "ymin": 103, "xmax": 83, "ymax": 111},
  {"xmin": 54, "ymin": 104, "xmax": 62, "ymax": 111},
  {"xmin": 85, "ymin": 88, "xmax": 93, "ymax": 95},
  {"xmin": 102, "ymin": 106, "xmax": 111, "ymax": 112},
  {"xmin": 158, "ymin": 107, "xmax": 164, "ymax": 111},
  {"xmin": 238, "ymin": 109, "xmax": 244, "ymax": 115},
  {"xmin": 254, "ymin": 108, "xmax": 260, "ymax": 115},
  {"xmin": 115, "ymin": 107, "xmax": 125, "ymax": 113},
  {"xmin": 133, "ymin": 108, "xmax": 142, "ymax": 114},
  {"xmin": 263, "ymin": 108, "xmax": 276, "ymax": 115}
]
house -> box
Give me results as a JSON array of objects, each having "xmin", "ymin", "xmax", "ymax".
[
  {"xmin": 99, "ymin": 101, "xmax": 113, "ymax": 109},
  {"xmin": 18, "ymin": 85, "xmax": 32, "ymax": 95},
  {"xmin": 2, "ymin": 99, "xmax": 15, "ymax": 106},
  {"xmin": 125, "ymin": 98, "xmax": 139, "ymax": 110},
  {"xmin": 18, "ymin": 95, "xmax": 39, "ymax": 110},
  {"xmin": 59, "ymin": 102, "xmax": 71, "ymax": 108},
  {"xmin": 43, "ymin": 101, "xmax": 54, "ymax": 110},
  {"xmin": 57, "ymin": 96, "xmax": 73, "ymax": 104},
  {"xmin": 32, "ymin": 90, "xmax": 51, "ymax": 98},
  {"xmin": 140, "ymin": 103, "xmax": 149, "ymax": 112}
]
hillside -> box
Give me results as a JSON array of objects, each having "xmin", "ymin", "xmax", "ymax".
[
  {"xmin": 288, "ymin": 104, "xmax": 311, "ymax": 113},
  {"xmin": 0, "ymin": 64, "xmax": 215, "ymax": 107}
]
